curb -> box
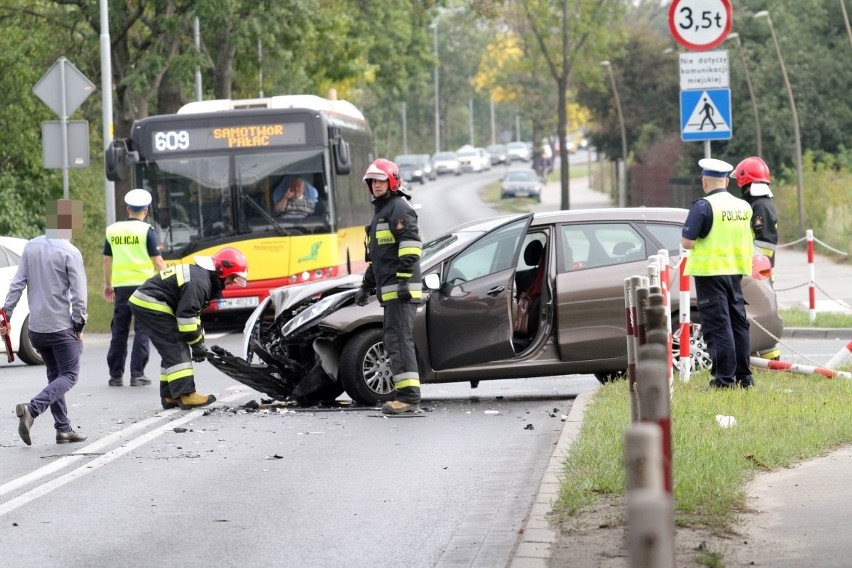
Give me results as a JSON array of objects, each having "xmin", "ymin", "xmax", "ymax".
[
  {"xmin": 509, "ymin": 389, "xmax": 597, "ymax": 567},
  {"xmin": 782, "ymin": 327, "xmax": 852, "ymax": 340}
]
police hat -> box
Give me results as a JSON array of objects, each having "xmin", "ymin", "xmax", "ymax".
[
  {"xmin": 125, "ymin": 188, "xmax": 152, "ymax": 208},
  {"xmin": 698, "ymin": 158, "xmax": 733, "ymax": 178}
]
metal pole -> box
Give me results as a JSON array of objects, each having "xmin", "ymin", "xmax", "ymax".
[
  {"xmin": 602, "ymin": 61, "xmax": 627, "ymax": 207},
  {"xmin": 194, "ymin": 17, "xmax": 202, "ymax": 101},
  {"xmin": 515, "ymin": 114, "xmax": 520, "ymax": 142},
  {"xmin": 468, "ymin": 99, "xmax": 474, "ymax": 146},
  {"xmin": 99, "ymin": 0, "xmax": 115, "ymax": 224},
  {"xmin": 433, "ymin": 19, "xmax": 440, "ymax": 154},
  {"xmin": 755, "ymin": 11, "xmax": 805, "ymax": 234},
  {"xmin": 258, "ymin": 37, "xmax": 263, "ymax": 98},
  {"xmin": 59, "ymin": 58, "xmax": 69, "ymax": 199},
  {"xmin": 490, "ymin": 97, "xmax": 495, "ymax": 145},
  {"xmin": 401, "ymin": 102, "xmax": 408, "ymax": 154},
  {"xmin": 727, "ymin": 33, "xmax": 762, "ymax": 156}
]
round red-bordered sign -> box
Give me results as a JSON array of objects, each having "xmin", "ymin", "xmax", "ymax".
[{"xmin": 668, "ymin": 0, "xmax": 732, "ymax": 51}]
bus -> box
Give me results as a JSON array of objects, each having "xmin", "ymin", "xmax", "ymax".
[{"xmin": 105, "ymin": 94, "xmax": 375, "ymax": 313}]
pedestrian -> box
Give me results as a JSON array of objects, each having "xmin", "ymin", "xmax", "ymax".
[
  {"xmin": 129, "ymin": 247, "xmax": 248, "ymax": 410},
  {"xmin": 681, "ymin": 158, "xmax": 755, "ymax": 389},
  {"xmin": 732, "ymin": 156, "xmax": 781, "ymax": 360},
  {"xmin": 2, "ymin": 199, "xmax": 88, "ymax": 446},
  {"xmin": 355, "ymin": 158, "xmax": 423, "ymax": 414},
  {"xmin": 104, "ymin": 188, "xmax": 167, "ymax": 387}
]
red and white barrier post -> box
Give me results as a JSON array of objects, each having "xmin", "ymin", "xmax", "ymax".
[
  {"xmin": 677, "ymin": 250, "xmax": 691, "ymax": 382},
  {"xmin": 826, "ymin": 340, "xmax": 852, "ymax": 370},
  {"xmin": 750, "ymin": 356, "xmax": 852, "ymax": 380},
  {"xmin": 807, "ymin": 229, "xmax": 816, "ymax": 323}
]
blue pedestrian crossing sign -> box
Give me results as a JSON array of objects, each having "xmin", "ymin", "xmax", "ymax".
[{"xmin": 680, "ymin": 89, "xmax": 732, "ymax": 141}]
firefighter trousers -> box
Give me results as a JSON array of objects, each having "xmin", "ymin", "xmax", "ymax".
[
  {"xmin": 129, "ymin": 305, "xmax": 197, "ymax": 398},
  {"xmin": 383, "ymin": 301, "xmax": 421, "ymax": 403}
]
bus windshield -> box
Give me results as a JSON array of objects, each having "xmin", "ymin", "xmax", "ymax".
[{"xmin": 140, "ymin": 150, "xmax": 329, "ymax": 254}]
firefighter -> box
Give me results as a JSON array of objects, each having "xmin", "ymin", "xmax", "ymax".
[
  {"xmin": 103, "ymin": 188, "xmax": 166, "ymax": 387},
  {"xmin": 732, "ymin": 156, "xmax": 781, "ymax": 360},
  {"xmin": 682, "ymin": 158, "xmax": 755, "ymax": 389},
  {"xmin": 129, "ymin": 247, "xmax": 248, "ymax": 409},
  {"xmin": 355, "ymin": 158, "xmax": 423, "ymax": 414}
]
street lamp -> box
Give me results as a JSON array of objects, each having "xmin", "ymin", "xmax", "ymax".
[
  {"xmin": 726, "ymin": 33, "xmax": 762, "ymax": 157},
  {"xmin": 431, "ymin": 18, "xmax": 440, "ymax": 154},
  {"xmin": 754, "ymin": 10, "xmax": 805, "ymax": 235},
  {"xmin": 601, "ymin": 60, "xmax": 627, "ymax": 207}
]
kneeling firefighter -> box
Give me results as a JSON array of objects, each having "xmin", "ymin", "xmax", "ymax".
[{"xmin": 129, "ymin": 247, "xmax": 248, "ymax": 409}]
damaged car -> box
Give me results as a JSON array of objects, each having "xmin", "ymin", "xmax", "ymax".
[{"xmin": 209, "ymin": 208, "xmax": 782, "ymax": 406}]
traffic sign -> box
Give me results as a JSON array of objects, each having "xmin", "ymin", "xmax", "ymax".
[
  {"xmin": 668, "ymin": 0, "xmax": 732, "ymax": 51},
  {"xmin": 679, "ymin": 50, "xmax": 729, "ymax": 90},
  {"xmin": 33, "ymin": 57, "xmax": 95, "ymax": 117},
  {"xmin": 41, "ymin": 121, "xmax": 90, "ymax": 169},
  {"xmin": 680, "ymin": 89, "xmax": 731, "ymax": 141}
]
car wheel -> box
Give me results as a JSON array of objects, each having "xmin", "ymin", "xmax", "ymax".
[
  {"xmin": 339, "ymin": 327, "xmax": 395, "ymax": 406},
  {"xmin": 671, "ymin": 317, "xmax": 712, "ymax": 372},
  {"xmin": 17, "ymin": 315, "xmax": 43, "ymax": 366},
  {"xmin": 594, "ymin": 371, "xmax": 626, "ymax": 384}
]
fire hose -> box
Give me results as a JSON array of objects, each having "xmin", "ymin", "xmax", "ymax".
[{"xmin": 0, "ymin": 309, "xmax": 14, "ymax": 363}]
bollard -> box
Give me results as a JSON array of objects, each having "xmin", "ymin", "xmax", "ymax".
[
  {"xmin": 627, "ymin": 488, "xmax": 675, "ymax": 568},
  {"xmin": 637, "ymin": 342, "xmax": 673, "ymax": 494},
  {"xmin": 825, "ymin": 340, "xmax": 852, "ymax": 370},
  {"xmin": 657, "ymin": 250, "xmax": 673, "ymax": 391},
  {"xmin": 624, "ymin": 422, "xmax": 664, "ymax": 492},
  {"xmin": 677, "ymin": 251, "xmax": 691, "ymax": 382},
  {"xmin": 807, "ymin": 229, "xmax": 816, "ymax": 324},
  {"xmin": 634, "ymin": 285, "xmax": 650, "ymax": 348},
  {"xmin": 750, "ymin": 356, "xmax": 852, "ymax": 379},
  {"xmin": 625, "ymin": 278, "xmax": 640, "ymax": 422}
]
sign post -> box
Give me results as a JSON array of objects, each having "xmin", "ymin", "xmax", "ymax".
[{"xmin": 32, "ymin": 57, "xmax": 96, "ymax": 198}]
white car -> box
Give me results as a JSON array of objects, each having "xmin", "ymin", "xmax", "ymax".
[
  {"xmin": 456, "ymin": 146, "xmax": 483, "ymax": 173},
  {"xmin": 432, "ymin": 151, "xmax": 462, "ymax": 176},
  {"xmin": 0, "ymin": 237, "xmax": 43, "ymax": 365},
  {"xmin": 507, "ymin": 141, "xmax": 531, "ymax": 162}
]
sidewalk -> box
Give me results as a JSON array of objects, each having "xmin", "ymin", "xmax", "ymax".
[{"xmin": 510, "ymin": 176, "xmax": 852, "ymax": 567}]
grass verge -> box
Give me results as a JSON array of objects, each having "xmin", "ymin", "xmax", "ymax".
[
  {"xmin": 553, "ymin": 369, "xmax": 852, "ymax": 531},
  {"xmin": 780, "ymin": 307, "xmax": 852, "ymax": 328}
]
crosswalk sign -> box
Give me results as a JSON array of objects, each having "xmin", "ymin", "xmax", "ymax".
[{"xmin": 680, "ymin": 89, "xmax": 732, "ymax": 141}]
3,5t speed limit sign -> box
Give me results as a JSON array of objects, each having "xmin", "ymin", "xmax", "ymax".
[{"xmin": 668, "ymin": 0, "xmax": 732, "ymax": 51}]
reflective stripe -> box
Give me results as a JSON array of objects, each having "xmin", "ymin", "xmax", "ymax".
[
  {"xmin": 107, "ymin": 221, "xmax": 157, "ymax": 286},
  {"xmin": 163, "ymin": 361, "xmax": 194, "ymax": 383},
  {"xmin": 754, "ymin": 240, "xmax": 776, "ymax": 253},
  {"xmin": 129, "ymin": 291, "xmax": 174, "ymax": 315},
  {"xmin": 685, "ymin": 192, "xmax": 752, "ymax": 276},
  {"xmin": 398, "ymin": 240, "xmax": 422, "ymax": 258},
  {"xmin": 177, "ymin": 316, "xmax": 200, "ymax": 333},
  {"xmin": 397, "ymin": 272, "xmax": 413, "ymax": 279},
  {"xmin": 395, "ymin": 378, "xmax": 421, "ymax": 389},
  {"xmin": 380, "ymin": 282, "xmax": 423, "ymax": 302},
  {"xmin": 376, "ymin": 229, "xmax": 395, "ymax": 245}
]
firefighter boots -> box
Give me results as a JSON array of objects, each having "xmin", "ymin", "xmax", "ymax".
[
  {"xmin": 381, "ymin": 400, "xmax": 420, "ymax": 414},
  {"xmin": 178, "ymin": 392, "xmax": 217, "ymax": 409},
  {"xmin": 161, "ymin": 397, "xmax": 179, "ymax": 410}
]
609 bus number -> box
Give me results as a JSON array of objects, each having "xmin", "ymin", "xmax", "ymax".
[{"xmin": 154, "ymin": 130, "xmax": 190, "ymax": 152}]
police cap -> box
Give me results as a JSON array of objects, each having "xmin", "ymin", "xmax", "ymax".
[
  {"xmin": 125, "ymin": 188, "xmax": 152, "ymax": 208},
  {"xmin": 698, "ymin": 158, "xmax": 733, "ymax": 178}
]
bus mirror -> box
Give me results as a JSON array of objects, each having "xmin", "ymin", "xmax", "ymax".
[
  {"xmin": 335, "ymin": 138, "xmax": 351, "ymax": 175},
  {"xmin": 105, "ymin": 139, "xmax": 128, "ymax": 182}
]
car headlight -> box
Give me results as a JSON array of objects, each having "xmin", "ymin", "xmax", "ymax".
[{"xmin": 280, "ymin": 290, "xmax": 356, "ymax": 338}]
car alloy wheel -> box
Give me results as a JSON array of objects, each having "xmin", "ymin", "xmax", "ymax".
[{"xmin": 339, "ymin": 328, "xmax": 396, "ymax": 406}]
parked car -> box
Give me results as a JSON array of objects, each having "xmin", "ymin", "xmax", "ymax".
[
  {"xmin": 476, "ymin": 147, "xmax": 492, "ymax": 171},
  {"xmin": 211, "ymin": 209, "xmax": 782, "ymax": 406},
  {"xmin": 501, "ymin": 168, "xmax": 543, "ymax": 202},
  {"xmin": 415, "ymin": 154, "xmax": 437, "ymax": 181},
  {"xmin": 456, "ymin": 146, "xmax": 483, "ymax": 173},
  {"xmin": 486, "ymin": 144, "xmax": 509, "ymax": 165},
  {"xmin": 394, "ymin": 154, "xmax": 429, "ymax": 185},
  {"xmin": 432, "ymin": 151, "xmax": 462, "ymax": 176},
  {"xmin": 0, "ymin": 237, "xmax": 43, "ymax": 365},
  {"xmin": 506, "ymin": 141, "xmax": 531, "ymax": 162}
]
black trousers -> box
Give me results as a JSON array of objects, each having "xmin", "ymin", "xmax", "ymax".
[
  {"xmin": 383, "ymin": 301, "xmax": 421, "ymax": 403},
  {"xmin": 129, "ymin": 305, "xmax": 197, "ymax": 398},
  {"xmin": 107, "ymin": 286, "xmax": 151, "ymax": 380},
  {"xmin": 694, "ymin": 275, "xmax": 752, "ymax": 386}
]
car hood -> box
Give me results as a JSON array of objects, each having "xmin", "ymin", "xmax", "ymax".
[{"xmin": 267, "ymin": 274, "xmax": 363, "ymax": 318}]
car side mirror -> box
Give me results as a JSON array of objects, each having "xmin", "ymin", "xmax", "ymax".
[{"xmin": 422, "ymin": 273, "xmax": 441, "ymax": 291}]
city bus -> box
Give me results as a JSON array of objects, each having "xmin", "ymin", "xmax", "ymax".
[{"xmin": 105, "ymin": 94, "xmax": 375, "ymax": 313}]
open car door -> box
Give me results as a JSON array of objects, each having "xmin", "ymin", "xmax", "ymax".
[{"xmin": 427, "ymin": 216, "xmax": 532, "ymax": 370}]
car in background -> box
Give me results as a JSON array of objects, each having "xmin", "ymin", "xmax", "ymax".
[
  {"xmin": 486, "ymin": 144, "xmax": 509, "ymax": 165},
  {"xmin": 506, "ymin": 141, "xmax": 531, "ymax": 162},
  {"xmin": 476, "ymin": 147, "xmax": 492, "ymax": 171},
  {"xmin": 0, "ymin": 237, "xmax": 43, "ymax": 365},
  {"xmin": 456, "ymin": 146, "xmax": 484, "ymax": 173},
  {"xmin": 432, "ymin": 151, "xmax": 462, "ymax": 176},
  {"xmin": 500, "ymin": 168, "xmax": 543, "ymax": 202},
  {"xmin": 415, "ymin": 154, "xmax": 437, "ymax": 181},
  {"xmin": 213, "ymin": 208, "xmax": 782, "ymax": 406},
  {"xmin": 394, "ymin": 154, "xmax": 429, "ymax": 185}
]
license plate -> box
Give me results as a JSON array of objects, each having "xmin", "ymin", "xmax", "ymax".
[{"xmin": 217, "ymin": 297, "xmax": 260, "ymax": 310}]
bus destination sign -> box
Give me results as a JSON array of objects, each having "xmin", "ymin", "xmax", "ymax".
[{"xmin": 151, "ymin": 122, "xmax": 307, "ymax": 154}]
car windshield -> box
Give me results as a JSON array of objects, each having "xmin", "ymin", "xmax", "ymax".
[
  {"xmin": 394, "ymin": 155, "xmax": 419, "ymax": 167},
  {"xmin": 507, "ymin": 142, "xmax": 525, "ymax": 150},
  {"xmin": 434, "ymin": 152, "xmax": 456, "ymax": 160},
  {"xmin": 420, "ymin": 231, "xmax": 480, "ymax": 264},
  {"xmin": 457, "ymin": 149, "xmax": 476, "ymax": 157},
  {"xmin": 505, "ymin": 170, "xmax": 538, "ymax": 182},
  {"xmin": 487, "ymin": 145, "xmax": 506, "ymax": 152}
]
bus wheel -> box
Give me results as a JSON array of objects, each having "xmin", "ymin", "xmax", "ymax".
[{"xmin": 339, "ymin": 328, "xmax": 395, "ymax": 406}]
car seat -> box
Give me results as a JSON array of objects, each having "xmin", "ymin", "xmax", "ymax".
[{"xmin": 514, "ymin": 240, "xmax": 545, "ymax": 338}]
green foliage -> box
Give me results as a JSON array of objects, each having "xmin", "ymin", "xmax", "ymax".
[{"xmin": 554, "ymin": 370, "xmax": 852, "ymax": 529}]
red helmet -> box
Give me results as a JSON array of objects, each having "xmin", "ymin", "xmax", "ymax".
[
  {"xmin": 363, "ymin": 158, "xmax": 402, "ymax": 193},
  {"xmin": 212, "ymin": 247, "xmax": 248, "ymax": 287},
  {"xmin": 732, "ymin": 157, "xmax": 771, "ymax": 188}
]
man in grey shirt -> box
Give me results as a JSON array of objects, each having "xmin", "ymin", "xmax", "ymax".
[{"xmin": 0, "ymin": 199, "xmax": 88, "ymax": 446}]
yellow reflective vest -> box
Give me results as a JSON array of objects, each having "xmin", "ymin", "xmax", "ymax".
[
  {"xmin": 685, "ymin": 191, "xmax": 753, "ymax": 276},
  {"xmin": 106, "ymin": 220, "xmax": 157, "ymax": 287}
]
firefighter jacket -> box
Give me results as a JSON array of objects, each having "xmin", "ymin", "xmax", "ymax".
[
  {"xmin": 744, "ymin": 194, "xmax": 778, "ymax": 266},
  {"xmin": 104, "ymin": 219, "xmax": 159, "ymax": 287},
  {"xmin": 685, "ymin": 191, "xmax": 753, "ymax": 277},
  {"xmin": 362, "ymin": 193, "xmax": 422, "ymax": 305},
  {"xmin": 129, "ymin": 264, "xmax": 223, "ymax": 346}
]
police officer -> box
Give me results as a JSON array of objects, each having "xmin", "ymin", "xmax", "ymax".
[
  {"xmin": 355, "ymin": 158, "xmax": 423, "ymax": 414},
  {"xmin": 129, "ymin": 247, "xmax": 248, "ymax": 410},
  {"xmin": 732, "ymin": 156, "xmax": 781, "ymax": 360},
  {"xmin": 104, "ymin": 188, "xmax": 167, "ymax": 387},
  {"xmin": 682, "ymin": 158, "xmax": 755, "ymax": 389}
]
